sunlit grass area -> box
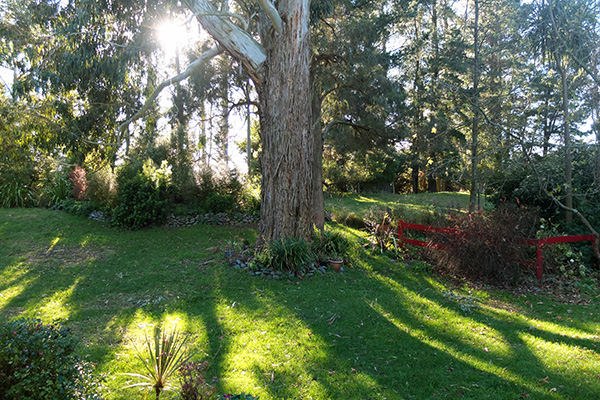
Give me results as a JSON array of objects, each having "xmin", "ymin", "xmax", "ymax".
[
  {"xmin": 1, "ymin": 204, "xmax": 599, "ymax": 400},
  {"xmin": 324, "ymin": 191, "xmax": 485, "ymax": 225}
]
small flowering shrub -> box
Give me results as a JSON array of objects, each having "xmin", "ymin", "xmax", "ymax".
[{"xmin": 0, "ymin": 318, "xmax": 104, "ymax": 400}]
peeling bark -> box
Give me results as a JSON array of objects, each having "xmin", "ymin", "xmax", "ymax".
[{"xmin": 256, "ymin": 0, "xmax": 313, "ymax": 243}]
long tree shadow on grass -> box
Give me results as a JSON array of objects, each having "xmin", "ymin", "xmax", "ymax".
[
  {"xmin": 0, "ymin": 208, "xmax": 256, "ymax": 399},
  {"xmin": 211, "ymin": 251, "xmax": 600, "ymax": 400},
  {"xmin": 2, "ymin": 210, "xmax": 599, "ymax": 399}
]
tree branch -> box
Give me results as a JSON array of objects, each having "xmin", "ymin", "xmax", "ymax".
[
  {"xmin": 189, "ymin": 10, "xmax": 249, "ymax": 29},
  {"xmin": 183, "ymin": 0, "xmax": 266, "ymax": 83},
  {"xmin": 117, "ymin": 46, "xmax": 222, "ymax": 141},
  {"xmin": 255, "ymin": 0, "xmax": 283, "ymax": 34},
  {"xmin": 322, "ymin": 119, "xmax": 372, "ymax": 139}
]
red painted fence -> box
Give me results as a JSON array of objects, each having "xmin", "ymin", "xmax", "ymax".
[{"xmin": 396, "ymin": 219, "xmax": 596, "ymax": 280}]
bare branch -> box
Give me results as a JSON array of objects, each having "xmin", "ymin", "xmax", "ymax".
[
  {"xmin": 321, "ymin": 119, "xmax": 373, "ymax": 139},
  {"xmin": 117, "ymin": 46, "xmax": 222, "ymax": 141}
]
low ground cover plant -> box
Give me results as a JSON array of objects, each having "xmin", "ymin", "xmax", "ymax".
[{"xmin": 179, "ymin": 361, "xmax": 216, "ymax": 400}]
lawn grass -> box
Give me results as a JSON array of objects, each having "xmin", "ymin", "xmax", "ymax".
[
  {"xmin": 1, "ymin": 201, "xmax": 600, "ymax": 400},
  {"xmin": 324, "ymin": 191, "xmax": 484, "ymax": 225}
]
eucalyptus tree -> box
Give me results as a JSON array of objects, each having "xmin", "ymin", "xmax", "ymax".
[
  {"xmin": 87, "ymin": 0, "xmax": 315, "ymax": 242},
  {"xmin": 2, "ymin": 0, "xmax": 317, "ymax": 242}
]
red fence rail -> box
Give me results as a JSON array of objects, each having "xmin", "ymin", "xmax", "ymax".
[{"xmin": 396, "ymin": 219, "xmax": 596, "ymax": 280}]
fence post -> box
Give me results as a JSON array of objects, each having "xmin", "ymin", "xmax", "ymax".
[
  {"xmin": 535, "ymin": 240, "xmax": 543, "ymax": 280},
  {"xmin": 397, "ymin": 220, "xmax": 404, "ymax": 248}
]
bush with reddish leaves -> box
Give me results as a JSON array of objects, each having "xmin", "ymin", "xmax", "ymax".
[
  {"xmin": 179, "ymin": 361, "xmax": 216, "ymax": 400},
  {"xmin": 431, "ymin": 205, "xmax": 539, "ymax": 286},
  {"xmin": 68, "ymin": 164, "xmax": 88, "ymax": 201}
]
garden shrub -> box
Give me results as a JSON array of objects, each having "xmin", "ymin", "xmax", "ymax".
[
  {"xmin": 240, "ymin": 180, "xmax": 261, "ymax": 214},
  {"xmin": 331, "ymin": 209, "xmax": 364, "ymax": 229},
  {"xmin": 0, "ymin": 318, "xmax": 104, "ymax": 400},
  {"xmin": 203, "ymin": 192, "xmax": 236, "ymax": 213},
  {"xmin": 535, "ymin": 218, "xmax": 593, "ymax": 276},
  {"xmin": 0, "ymin": 182, "xmax": 36, "ymax": 208},
  {"xmin": 344, "ymin": 211, "xmax": 365, "ymax": 229},
  {"xmin": 431, "ymin": 205, "xmax": 539, "ymax": 286},
  {"xmin": 196, "ymin": 168, "xmax": 216, "ymax": 202},
  {"xmin": 115, "ymin": 158, "xmax": 145, "ymax": 188},
  {"xmin": 195, "ymin": 168, "xmax": 245, "ymax": 210},
  {"xmin": 61, "ymin": 198, "xmax": 99, "ymax": 217},
  {"xmin": 39, "ymin": 170, "xmax": 72, "ymax": 207},
  {"xmin": 112, "ymin": 173, "xmax": 169, "ymax": 229}
]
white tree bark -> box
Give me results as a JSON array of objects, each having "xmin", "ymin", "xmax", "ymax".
[{"xmin": 183, "ymin": 0, "xmax": 266, "ymax": 83}]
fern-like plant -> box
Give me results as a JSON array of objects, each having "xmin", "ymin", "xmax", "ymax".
[{"xmin": 123, "ymin": 326, "xmax": 195, "ymax": 400}]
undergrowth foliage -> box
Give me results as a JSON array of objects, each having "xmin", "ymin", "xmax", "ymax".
[
  {"xmin": 249, "ymin": 229, "xmax": 354, "ymax": 273},
  {"xmin": 0, "ymin": 318, "xmax": 104, "ymax": 400},
  {"xmin": 262, "ymin": 237, "xmax": 315, "ymax": 273},
  {"xmin": 312, "ymin": 228, "xmax": 352, "ymax": 262},
  {"xmin": 432, "ymin": 206, "xmax": 539, "ymax": 285},
  {"xmin": 112, "ymin": 174, "xmax": 169, "ymax": 229},
  {"xmin": 0, "ymin": 182, "xmax": 36, "ymax": 207}
]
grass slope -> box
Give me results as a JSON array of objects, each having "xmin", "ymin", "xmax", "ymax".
[{"xmin": 1, "ymin": 203, "xmax": 599, "ymax": 400}]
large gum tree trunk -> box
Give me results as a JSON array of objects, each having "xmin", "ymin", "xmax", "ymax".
[{"xmin": 257, "ymin": 0, "xmax": 314, "ymax": 243}]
